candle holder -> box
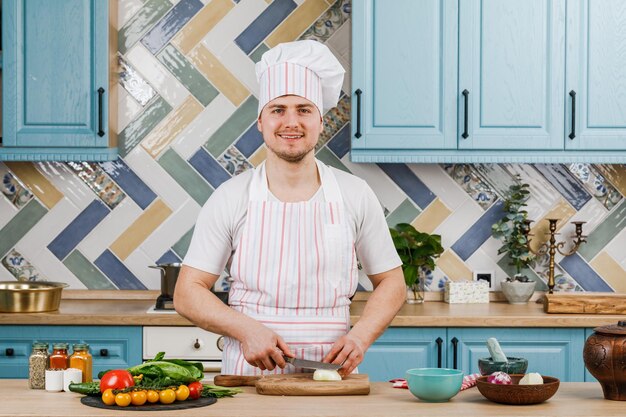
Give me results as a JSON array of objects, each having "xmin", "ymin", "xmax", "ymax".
[{"xmin": 522, "ymin": 219, "xmax": 587, "ymax": 294}]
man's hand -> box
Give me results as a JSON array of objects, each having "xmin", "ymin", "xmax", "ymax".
[
  {"xmin": 323, "ymin": 334, "xmax": 366, "ymax": 378},
  {"xmin": 240, "ymin": 323, "xmax": 294, "ymax": 371}
]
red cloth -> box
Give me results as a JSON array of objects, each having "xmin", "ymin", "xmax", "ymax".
[{"xmin": 390, "ymin": 373, "xmax": 480, "ymax": 390}]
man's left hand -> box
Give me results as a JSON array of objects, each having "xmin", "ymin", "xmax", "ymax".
[{"xmin": 323, "ymin": 334, "xmax": 366, "ymax": 378}]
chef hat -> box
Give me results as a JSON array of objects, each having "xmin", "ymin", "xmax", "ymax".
[{"xmin": 255, "ymin": 40, "xmax": 345, "ymax": 116}]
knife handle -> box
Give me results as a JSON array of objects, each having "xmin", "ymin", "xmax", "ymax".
[{"xmin": 214, "ymin": 374, "xmax": 262, "ymax": 387}]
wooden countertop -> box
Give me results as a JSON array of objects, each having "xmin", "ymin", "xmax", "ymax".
[
  {"xmin": 0, "ymin": 291, "xmax": 623, "ymax": 327},
  {"xmin": 1, "ymin": 380, "xmax": 623, "ymax": 417}
]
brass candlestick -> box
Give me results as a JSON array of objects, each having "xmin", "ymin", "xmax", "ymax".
[{"xmin": 522, "ymin": 219, "xmax": 587, "ymax": 294}]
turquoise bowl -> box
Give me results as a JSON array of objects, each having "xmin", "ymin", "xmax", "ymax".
[{"xmin": 405, "ymin": 368, "xmax": 464, "ymax": 402}]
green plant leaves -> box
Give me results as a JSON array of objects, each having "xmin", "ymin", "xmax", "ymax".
[
  {"xmin": 389, "ymin": 223, "xmax": 444, "ymax": 287},
  {"xmin": 491, "ymin": 179, "xmax": 536, "ymax": 275}
]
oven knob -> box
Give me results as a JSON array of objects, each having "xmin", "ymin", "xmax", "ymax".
[
  {"xmin": 193, "ymin": 339, "xmax": 202, "ymax": 350},
  {"xmin": 216, "ymin": 336, "xmax": 224, "ymax": 351}
]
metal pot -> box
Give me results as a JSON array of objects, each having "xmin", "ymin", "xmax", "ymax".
[
  {"xmin": 583, "ymin": 321, "xmax": 626, "ymax": 401},
  {"xmin": 149, "ymin": 263, "xmax": 182, "ymax": 298},
  {"xmin": 0, "ymin": 281, "xmax": 68, "ymax": 313}
]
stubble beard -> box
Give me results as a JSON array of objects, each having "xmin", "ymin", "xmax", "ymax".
[{"xmin": 267, "ymin": 140, "xmax": 317, "ymax": 164}]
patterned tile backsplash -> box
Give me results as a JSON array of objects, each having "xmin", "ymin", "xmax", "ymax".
[{"xmin": 1, "ymin": 0, "xmax": 626, "ymax": 294}]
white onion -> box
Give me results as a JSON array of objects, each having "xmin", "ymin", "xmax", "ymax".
[{"xmin": 313, "ymin": 369, "xmax": 342, "ymax": 381}]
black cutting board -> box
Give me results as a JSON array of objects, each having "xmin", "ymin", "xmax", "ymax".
[{"xmin": 80, "ymin": 396, "xmax": 217, "ymax": 411}]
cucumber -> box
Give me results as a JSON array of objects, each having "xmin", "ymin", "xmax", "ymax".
[{"xmin": 68, "ymin": 381, "xmax": 101, "ymax": 396}]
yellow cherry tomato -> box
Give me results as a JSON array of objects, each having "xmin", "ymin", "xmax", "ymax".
[
  {"xmin": 101, "ymin": 389, "xmax": 116, "ymax": 406},
  {"xmin": 130, "ymin": 390, "xmax": 147, "ymax": 406},
  {"xmin": 146, "ymin": 390, "xmax": 159, "ymax": 403},
  {"xmin": 115, "ymin": 392, "xmax": 132, "ymax": 407},
  {"xmin": 175, "ymin": 385, "xmax": 190, "ymax": 401},
  {"xmin": 159, "ymin": 389, "xmax": 176, "ymax": 404}
]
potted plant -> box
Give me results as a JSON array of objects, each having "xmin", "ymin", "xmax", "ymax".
[
  {"xmin": 491, "ymin": 179, "xmax": 537, "ymax": 304},
  {"xmin": 390, "ymin": 223, "xmax": 444, "ymax": 304}
]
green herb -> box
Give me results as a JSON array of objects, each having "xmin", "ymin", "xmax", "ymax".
[{"xmin": 201, "ymin": 384, "xmax": 243, "ymax": 398}]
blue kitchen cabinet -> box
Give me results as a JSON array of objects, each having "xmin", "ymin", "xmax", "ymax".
[
  {"xmin": 0, "ymin": 0, "xmax": 116, "ymax": 161},
  {"xmin": 351, "ymin": 0, "xmax": 626, "ymax": 163},
  {"xmin": 450, "ymin": 328, "xmax": 586, "ymax": 382},
  {"xmin": 358, "ymin": 328, "xmax": 446, "ymax": 382},
  {"xmin": 362, "ymin": 327, "xmax": 586, "ymax": 382},
  {"xmin": 351, "ymin": 0, "xmax": 459, "ymax": 159},
  {"xmin": 0, "ymin": 326, "xmax": 142, "ymax": 379},
  {"xmin": 457, "ymin": 0, "xmax": 565, "ymax": 151},
  {"xmin": 565, "ymin": 0, "xmax": 626, "ymax": 151}
]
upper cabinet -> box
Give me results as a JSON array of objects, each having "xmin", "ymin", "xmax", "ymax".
[
  {"xmin": 351, "ymin": 0, "xmax": 458, "ymax": 153},
  {"xmin": 351, "ymin": 0, "xmax": 626, "ymax": 163},
  {"xmin": 0, "ymin": 0, "xmax": 117, "ymax": 161},
  {"xmin": 565, "ymin": 0, "xmax": 626, "ymax": 151}
]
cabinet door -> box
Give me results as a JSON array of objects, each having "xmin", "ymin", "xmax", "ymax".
[
  {"xmin": 2, "ymin": 0, "xmax": 108, "ymax": 148},
  {"xmin": 359, "ymin": 328, "xmax": 445, "ymax": 382},
  {"xmin": 0, "ymin": 326, "xmax": 142, "ymax": 379},
  {"xmin": 351, "ymin": 0, "xmax": 458, "ymax": 155},
  {"xmin": 565, "ymin": 0, "xmax": 626, "ymax": 150},
  {"xmin": 458, "ymin": 0, "xmax": 565, "ymax": 150},
  {"xmin": 449, "ymin": 328, "xmax": 585, "ymax": 382}
]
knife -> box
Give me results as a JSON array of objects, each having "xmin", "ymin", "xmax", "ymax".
[{"xmin": 283, "ymin": 356, "xmax": 341, "ymax": 371}]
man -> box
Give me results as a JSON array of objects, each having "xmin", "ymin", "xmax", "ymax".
[{"xmin": 174, "ymin": 40, "xmax": 405, "ymax": 377}]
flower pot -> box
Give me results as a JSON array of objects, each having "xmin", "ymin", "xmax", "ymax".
[{"xmin": 501, "ymin": 280, "xmax": 535, "ymax": 304}]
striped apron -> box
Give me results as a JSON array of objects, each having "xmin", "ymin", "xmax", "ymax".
[{"xmin": 222, "ymin": 160, "xmax": 359, "ymax": 375}]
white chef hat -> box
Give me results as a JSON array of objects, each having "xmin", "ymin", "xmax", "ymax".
[{"xmin": 255, "ymin": 40, "xmax": 345, "ymax": 117}]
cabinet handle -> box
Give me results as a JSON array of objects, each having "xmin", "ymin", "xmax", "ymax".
[
  {"xmin": 217, "ymin": 336, "xmax": 224, "ymax": 352},
  {"xmin": 5, "ymin": 348, "xmax": 14, "ymax": 357},
  {"xmin": 435, "ymin": 337, "xmax": 443, "ymax": 368},
  {"xmin": 355, "ymin": 89, "xmax": 362, "ymax": 138},
  {"xmin": 100, "ymin": 349, "xmax": 108, "ymax": 357},
  {"xmin": 461, "ymin": 90, "xmax": 469, "ymax": 139},
  {"xmin": 451, "ymin": 337, "xmax": 459, "ymax": 369},
  {"xmin": 569, "ymin": 90, "xmax": 576, "ymax": 140},
  {"xmin": 97, "ymin": 87, "xmax": 105, "ymax": 137}
]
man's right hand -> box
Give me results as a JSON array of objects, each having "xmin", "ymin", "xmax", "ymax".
[{"xmin": 240, "ymin": 323, "xmax": 294, "ymax": 371}]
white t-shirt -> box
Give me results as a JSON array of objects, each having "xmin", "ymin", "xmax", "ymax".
[{"xmin": 184, "ymin": 163, "xmax": 401, "ymax": 278}]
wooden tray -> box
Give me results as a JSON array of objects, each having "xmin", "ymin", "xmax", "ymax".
[
  {"xmin": 214, "ymin": 373, "xmax": 370, "ymax": 396},
  {"xmin": 543, "ymin": 293, "xmax": 626, "ymax": 314}
]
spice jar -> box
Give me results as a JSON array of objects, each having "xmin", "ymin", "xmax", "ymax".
[
  {"xmin": 69, "ymin": 343, "xmax": 93, "ymax": 382},
  {"xmin": 28, "ymin": 342, "xmax": 49, "ymax": 389},
  {"xmin": 49, "ymin": 343, "xmax": 69, "ymax": 370}
]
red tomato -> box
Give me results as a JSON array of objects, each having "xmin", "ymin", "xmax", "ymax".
[
  {"xmin": 187, "ymin": 381, "xmax": 202, "ymax": 400},
  {"xmin": 99, "ymin": 369, "xmax": 135, "ymax": 393}
]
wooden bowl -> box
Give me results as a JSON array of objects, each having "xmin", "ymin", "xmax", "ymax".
[{"xmin": 476, "ymin": 374, "xmax": 560, "ymax": 405}]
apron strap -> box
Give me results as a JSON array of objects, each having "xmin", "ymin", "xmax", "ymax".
[{"xmin": 248, "ymin": 159, "xmax": 343, "ymax": 204}]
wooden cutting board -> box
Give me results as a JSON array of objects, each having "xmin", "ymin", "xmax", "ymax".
[
  {"xmin": 543, "ymin": 293, "xmax": 626, "ymax": 314},
  {"xmin": 214, "ymin": 373, "xmax": 370, "ymax": 396}
]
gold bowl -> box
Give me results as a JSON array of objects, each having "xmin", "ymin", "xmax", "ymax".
[{"xmin": 0, "ymin": 281, "xmax": 68, "ymax": 313}]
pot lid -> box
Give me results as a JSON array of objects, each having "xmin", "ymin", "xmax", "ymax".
[{"xmin": 594, "ymin": 321, "xmax": 626, "ymax": 335}]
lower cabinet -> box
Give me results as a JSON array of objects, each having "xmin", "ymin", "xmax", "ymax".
[
  {"xmin": 0, "ymin": 326, "xmax": 142, "ymax": 379},
  {"xmin": 358, "ymin": 328, "xmax": 446, "ymax": 382},
  {"xmin": 361, "ymin": 327, "xmax": 587, "ymax": 382}
]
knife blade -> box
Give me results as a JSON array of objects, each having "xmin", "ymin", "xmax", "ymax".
[{"xmin": 283, "ymin": 356, "xmax": 341, "ymax": 371}]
